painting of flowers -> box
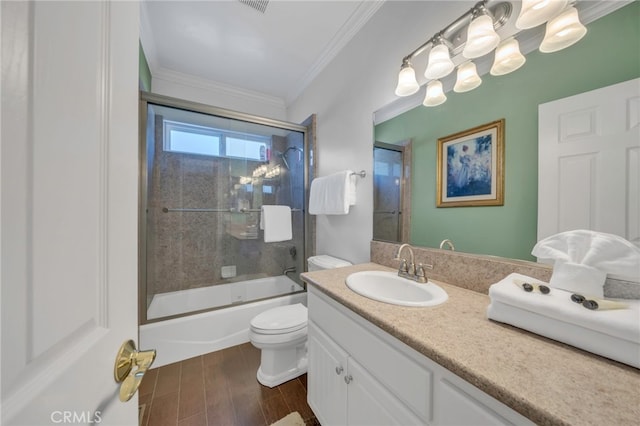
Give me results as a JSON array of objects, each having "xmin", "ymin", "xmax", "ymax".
[{"xmin": 436, "ymin": 119, "xmax": 504, "ymax": 207}]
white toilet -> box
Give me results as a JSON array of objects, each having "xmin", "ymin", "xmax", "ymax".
[{"xmin": 249, "ymin": 255, "xmax": 352, "ymax": 387}]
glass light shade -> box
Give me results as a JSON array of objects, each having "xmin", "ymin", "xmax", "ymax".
[
  {"xmin": 424, "ymin": 44, "xmax": 454, "ymax": 79},
  {"xmin": 490, "ymin": 37, "xmax": 526, "ymax": 76},
  {"xmin": 462, "ymin": 15, "xmax": 500, "ymax": 59},
  {"xmin": 454, "ymin": 61, "xmax": 482, "ymax": 93},
  {"xmin": 423, "ymin": 80, "xmax": 447, "ymax": 107},
  {"xmin": 516, "ymin": 0, "xmax": 568, "ymax": 29},
  {"xmin": 539, "ymin": 6, "xmax": 587, "ymax": 53},
  {"xmin": 394, "ymin": 64, "xmax": 420, "ymax": 97}
]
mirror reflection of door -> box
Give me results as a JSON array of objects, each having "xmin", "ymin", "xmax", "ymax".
[{"xmin": 373, "ymin": 142, "xmax": 407, "ymax": 242}]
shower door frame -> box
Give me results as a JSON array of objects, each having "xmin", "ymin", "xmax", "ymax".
[{"xmin": 138, "ymin": 92, "xmax": 312, "ymax": 325}]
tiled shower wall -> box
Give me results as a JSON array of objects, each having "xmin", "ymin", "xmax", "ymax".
[{"xmin": 146, "ymin": 115, "xmax": 305, "ymax": 298}]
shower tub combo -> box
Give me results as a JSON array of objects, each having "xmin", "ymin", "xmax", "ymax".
[
  {"xmin": 140, "ymin": 275, "xmax": 306, "ymax": 367},
  {"xmin": 139, "ymin": 93, "xmax": 311, "ymax": 368}
]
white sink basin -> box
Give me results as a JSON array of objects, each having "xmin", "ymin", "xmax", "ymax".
[{"xmin": 345, "ymin": 271, "xmax": 448, "ymax": 307}]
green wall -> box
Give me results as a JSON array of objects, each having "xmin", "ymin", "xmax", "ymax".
[
  {"xmin": 139, "ymin": 42, "xmax": 152, "ymax": 92},
  {"xmin": 375, "ymin": 2, "xmax": 640, "ymax": 261}
]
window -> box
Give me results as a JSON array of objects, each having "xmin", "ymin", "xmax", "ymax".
[
  {"xmin": 163, "ymin": 120, "xmax": 270, "ymax": 161},
  {"xmin": 164, "ymin": 121, "xmax": 221, "ymax": 156}
]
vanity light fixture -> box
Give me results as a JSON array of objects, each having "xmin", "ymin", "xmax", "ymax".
[
  {"xmin": 462, "ymin": 6, "xmax": 501, "ymax": 59},
  {"xmin": 539, "ymin": 6, "xmax": 587, "ymax": 53},
  {"xmin": 423, "ymin": 80, "xmax": 447, "ymax": 107},
  {"xmin": 515, "ymin": 0, "xmax": 568, "ymax": 29},
  {"xmin": 424, "ymin": 36, "xmax": 455, "ymax": 79},
  {"xmin": 490, "ymin": 37, "xmax": 526, "ymax": 76},
  {"xmin": 394, "ymin": 59, "xmax": 420, "ymax": 97},
  {"xmin": 454, "ymin": 61, "xmax": 482, "ymax": 93},
  {"xmin": 394, "ymin": 0, "xmax": 588, "ymax": 107}
]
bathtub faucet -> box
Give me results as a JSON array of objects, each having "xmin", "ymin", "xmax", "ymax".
[{"xmin": 283, "ymin": 266, "xmax": 296, "ymax": 278}]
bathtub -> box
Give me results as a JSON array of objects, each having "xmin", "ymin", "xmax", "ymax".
[{"xmin": 140, "ymin": 275, "xmax": 306, "ymax": 367}]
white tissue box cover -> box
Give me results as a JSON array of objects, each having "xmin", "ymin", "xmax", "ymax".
[{"xmin": 487, "ymin": 273, "xmax": 640, "ymax": 368}]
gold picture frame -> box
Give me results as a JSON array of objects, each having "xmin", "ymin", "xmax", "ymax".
[{"xmin": 436, "ymin": 119, "xmax": 504, "ymax": 207}]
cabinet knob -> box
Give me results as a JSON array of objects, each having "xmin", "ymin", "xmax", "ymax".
[
  {"xmin": 335, "ymin": 366, "xmax": 343, "ymax": 375},
  {"xmin": 344, "ymin": 374, "xmax": 353, "ymax": 384}
]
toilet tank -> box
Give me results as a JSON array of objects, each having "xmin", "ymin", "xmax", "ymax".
[{"xmin": 307, "ymin": 255, "xmax": 352, "ymax": 271}]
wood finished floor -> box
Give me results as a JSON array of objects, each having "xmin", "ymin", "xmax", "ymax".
[{"xmin": 139, "ymin": 342, "xmax": 319, "ymax": 426}]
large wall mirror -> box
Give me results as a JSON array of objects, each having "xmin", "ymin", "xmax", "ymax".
[{"xmin": 372, "ymin": 4, "xmax": 639, "ymax": 261}]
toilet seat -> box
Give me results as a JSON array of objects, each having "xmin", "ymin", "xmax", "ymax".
[{"xmin": 250, "ymin": 303, "xmax": 308, "ymax": 335}]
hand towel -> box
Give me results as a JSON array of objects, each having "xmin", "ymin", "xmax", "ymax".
[
  {"xmin": 348, "ymin": 173, "xmax": 357, "ymax": 206},
  {"xmin": 260, "ymin": 205, "xmax": 292, "ymax": 243},
  {"xmin": 532, "ymin": 230, "xmax": 640, "ymax": 297},
  {"xmin": 309, "ymin": 171, "xmax": 356, "ymax": 215}
]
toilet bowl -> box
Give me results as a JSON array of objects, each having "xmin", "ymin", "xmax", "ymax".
[
  {"xmin": 249, "ymin": 255, "xmax": 352, "ymax": 387},
  {"xmin": 249, "ymin": 303, "xmax": 308, "ymax": 387}
]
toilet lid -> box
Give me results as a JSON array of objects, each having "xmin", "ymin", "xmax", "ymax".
[{"xmin": 250, "ymin": 303, "xmax": 308, "ymax": 335}]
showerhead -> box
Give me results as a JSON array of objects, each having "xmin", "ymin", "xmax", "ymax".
[{"xmin": 277, "ymin": 146, "xmax": 303, "ymax": 170}]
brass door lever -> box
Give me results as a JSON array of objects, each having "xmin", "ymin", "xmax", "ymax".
[{"xmin": 114, "ymin": 339, "xmax": 156, "ymax": 402}]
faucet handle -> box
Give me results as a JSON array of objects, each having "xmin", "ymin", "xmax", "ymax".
[
  {"xmin": 415, "ymin": 263, "xmax": 428, "ymax": 283},
  {"xmin": 397, "ymin": 258, "xmax": 409, "ymax": 277}
]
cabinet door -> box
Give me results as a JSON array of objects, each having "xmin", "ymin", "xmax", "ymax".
[
  {"xmin": 347, "ymin": 358, "xmax": 424, "ymax": 426},
  {"xmin": 308, "ymin": 322, "xmax": 348, "ymax": 426},
  {"xmin": 435, "ymin": 377, "xmax": 529, "ymax": 426}
]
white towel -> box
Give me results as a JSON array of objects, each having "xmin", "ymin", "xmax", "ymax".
[
  {"xmin": 488, "ymin": 273, "xmax": 640, "ymax": 343},
  {"xmin": 309, "ymin": 171, "xmax": 356, "ymax": 215},
  {"xmin": 260, "ymin": 205, "xmax": 292, "ymax": 243},
  {"xmin": 532, "ymin": 230, "xmax": 640, "ymax": 297},
  {"xmin": 487, "ymin": 273, "xmax": 640, "ymax": 368}
]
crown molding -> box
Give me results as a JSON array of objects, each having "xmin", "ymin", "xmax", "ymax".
[
  {"xmin": 374, "ymin": 0, "xmax": 632, "ymax": 125},
  {"xmin": 286, "ymin": 0, "xmax": 386, "ymax": 105},
  {"xmin": 152, "ymin": 67, "xmax": 287, "ymax": 110}
]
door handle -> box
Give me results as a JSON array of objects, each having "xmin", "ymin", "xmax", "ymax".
[{"xmin": 114, "ymin": 339, "xmax": 156, "ymax": 402}]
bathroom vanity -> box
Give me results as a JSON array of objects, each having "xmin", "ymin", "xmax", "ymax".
[{"xmin": 301, "ymin": 263, "xmax": 640, "ymax": 426}]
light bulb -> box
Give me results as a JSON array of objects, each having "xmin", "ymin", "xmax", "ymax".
[
  {"xmin": 539, "ymin": 6, "xmax": 587, "ymax": 53},
  {"xmin": 395, "ymin": 62, "xmax": 420, "ymax": 97},
  {"xmin": 454, "ymin": 61, "xmax": 482, "ymax": 93},
  {"xmin": 424, "ymin": 44, "xmax": 454, "ymax": 79},
  {"xmin": 463, "ymin": 14, "xmax": 500, "ymax": 59},
  {"xmin": 491, "ymin": 37, "xmax": 526, "ymax": 76},
  {"xmin": 516, "ymin": 0, "xmax": 568, "ymax": 29},
  {"xmin": 423, "ymin": 80, "xmax": 447, "ymax": 107}
]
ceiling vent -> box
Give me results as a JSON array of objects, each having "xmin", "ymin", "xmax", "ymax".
[{"xmin": 237, "ymin": 0, "xmax": 269, "ymax": 14}]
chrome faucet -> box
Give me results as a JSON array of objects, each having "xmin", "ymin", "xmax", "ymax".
[
  {"xmin": 394, "ymin": 244, "xmax": 430, "ymax": 283},
  {"xmin": 439, "ymin": 239, "xmax": 455, "ymax": 251},
  {"xmin": 283, "ymin": 266, "xmax": 297, "ymax": 278}
]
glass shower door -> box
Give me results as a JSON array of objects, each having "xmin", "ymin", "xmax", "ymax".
[
  {"xmin": 373, "ymin": 144, "xmax": 404, "ymax": 242},
  {"xmin": 141, "ymin": 97, "xmax": 307, "ymax": 322}
]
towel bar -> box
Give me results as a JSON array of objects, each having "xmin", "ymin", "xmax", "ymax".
[
  {"xmin": 162, "ymin": 207, "xmax": 303, "ymax": 213},
  {"xmin": 350, "ymin": 170, "xmax": 366, "ymax": 178}
]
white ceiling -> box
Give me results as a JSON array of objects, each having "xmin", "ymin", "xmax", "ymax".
[{"xmin": 140, "ymin": 0, "xmax": 386, "ymax": 105}]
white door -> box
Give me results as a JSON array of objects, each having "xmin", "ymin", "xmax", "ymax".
[
  {"xmin": 1, "ymin": 2, "xmax": 140, "ymax": 425},
  {"xmin": 538, "ymin": 78, "xmax": 640, "ymax": 244}
]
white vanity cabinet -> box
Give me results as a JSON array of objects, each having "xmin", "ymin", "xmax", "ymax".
[
  {"xmin": 308, "ymin": 322, "xmax": 423, "ymax": 426},
  {"xmin": 307, "ymin": 287, "xmax": 535, "ymax": 426}
]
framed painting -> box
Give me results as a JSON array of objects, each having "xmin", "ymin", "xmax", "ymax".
[{"xmin": 436, "ymin": 119, "xmax": 504, "ymax": 207}]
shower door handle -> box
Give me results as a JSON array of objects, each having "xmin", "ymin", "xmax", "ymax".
[{"xmin": 114, "ymin": 339, "xmax": 156, "ymax": 402}]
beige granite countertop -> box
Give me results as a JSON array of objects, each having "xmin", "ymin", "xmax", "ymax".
[{"xmin": 301, "ymin": 263, "xmax": 640, "ymax": 426}]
